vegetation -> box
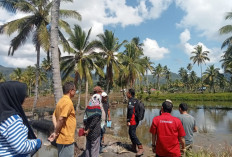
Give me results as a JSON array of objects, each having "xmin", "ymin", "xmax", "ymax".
[{"xmin": 138, "ymin": 92, "xmax": 232, "ymax": 102}]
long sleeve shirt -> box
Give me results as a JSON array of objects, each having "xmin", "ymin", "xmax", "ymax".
[
  {"xmin": 127, "ymin": 97, "xmax": 138, "ymax": 125},
  {"xmin": 85, "ymin": 115, "xmax": 101, "ymax": 141},
  {"xmin": 0, "ymin": 115, "xmax": 41, "ymax": 157}
]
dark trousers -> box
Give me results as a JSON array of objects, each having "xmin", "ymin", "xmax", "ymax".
[
  {"xmin": 99, "ymin": 126, "xmax": 106, "ymax": 153},
  {"xmin": 129, "ymin": 124, "xmax": 141, "ymax": 145}
]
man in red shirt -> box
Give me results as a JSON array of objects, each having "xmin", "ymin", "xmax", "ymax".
[{"xmin": 150, "ymin": 100, "xmax": 186, "ymax": 157}]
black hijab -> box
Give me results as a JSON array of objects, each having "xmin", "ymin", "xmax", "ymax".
[{"xmin": 0, "ymin": 81, "xmax": 36, "ymax": 139}]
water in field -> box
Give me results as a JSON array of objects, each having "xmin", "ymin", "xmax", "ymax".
[{"xmin": 34, "ymin": 101, "xmax": 232, "ymax": 156}]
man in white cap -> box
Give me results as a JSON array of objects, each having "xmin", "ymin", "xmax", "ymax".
[{"xmin": 100, "ymin": 92, "xmax": 111, "ymax": 153}]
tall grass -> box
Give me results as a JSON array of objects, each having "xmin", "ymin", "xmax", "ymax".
[
  {"xmin": 138, "ymin": 92, "xmax": 232, "ymax": 102},
  {"xmin": 187, "ymin": 144, "xmax": 232, "ymax": 157}
]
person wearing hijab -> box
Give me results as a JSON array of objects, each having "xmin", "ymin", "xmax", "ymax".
[
  {"xmin": 84, "ymin": 86, "xmax": 104, "ymax": 157},
  {"xmin": 0, "ymin": 81, "xmax": 42, "ymax": 157}
]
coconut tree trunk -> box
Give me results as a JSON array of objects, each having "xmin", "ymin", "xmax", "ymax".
[
  {"xmin": 146, "ymin": 70, "xmax": 149, "ymax": 90},
  {"xmin": 200, "ymin": 64, "xmax": 203, "ymax": 93},
  {"xmin": 85, "ymin": 79, "xmax": 89, "ymax": 108},
  {"xmin": 32, "ymin": 45, "xmax": 40, "ymax": 115},
  {"xmin": 50, "ymin": 0, "xmax": 63, "ymax": 104},
  {"xmin": 106, "ymin": 65, "xmax": 111, "ymax": 93},
  {"xmin": 157, "ymin": 75, "xmax": 160, "ymax": 90},
  {"xmin": 76, "ymin": 77, "xmax": 82, "ymax": 111}
]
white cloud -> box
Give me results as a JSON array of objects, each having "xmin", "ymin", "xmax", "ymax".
[
  {"xmin": 144, "ymin": 0, "xmax": 173, "ymax": 19},
  {"xmin": 179, "ymin": 30, "xmax": 224, "ymax": 64},
  {"xmin": 2, "ymin": 56, "xmax": 36, "ymax": 68},
  {"xmin": 180, "ymin": 29, "xmax": 190, "ymax": 44},
  {"xmin": 175, "ymin": 0, "xmax": 232, "ymax": 41},
  {"xmin": 142, "ymin": 38, "xmax": 169, "ymax": 60}
]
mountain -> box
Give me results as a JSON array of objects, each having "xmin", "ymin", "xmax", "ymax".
[
  {"xmin": 0, "ymin": 65, "xmax": 181, "ymax": 83},
  {"xmin": 0, "ymin": 65, "xmax": 15, "ymax": 80},
  {"xmin": 142, "ymin": 72, "xmax": 180, "ymax": 85}
]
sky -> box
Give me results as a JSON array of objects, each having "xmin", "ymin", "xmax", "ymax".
[{"xmin": 0, "ymin": 0, "xmax": 232, "ymax": 76}]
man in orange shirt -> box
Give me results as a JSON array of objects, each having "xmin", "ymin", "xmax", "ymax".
[{"xmin": 48, "ymin": 82, "xmax": 77, "ymax": 157}]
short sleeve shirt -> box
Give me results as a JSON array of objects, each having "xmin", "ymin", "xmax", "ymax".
[
  {"xmin": 178, "ymin": 114, "xmax": 196, "ymax": 145},
  {"xmin": 54, "ymin": 95, "xmax": 76, "ymax": 144},
  {"xmin": 150, "ymin": 113, "xmax": 186, "ymax": 157}
]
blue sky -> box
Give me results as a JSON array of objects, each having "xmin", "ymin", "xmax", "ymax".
[{"xmin": 0, "ymin": 0, "xmax": 232, "ymax": 76}]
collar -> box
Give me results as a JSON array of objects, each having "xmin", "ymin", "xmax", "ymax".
[
  {"xmin": 63, "ymin": 95, "xmax": 70, "ymax": 99},
  {"xmin": 161, "ymin": 112, "xmax": 171, "ymax": 116}
]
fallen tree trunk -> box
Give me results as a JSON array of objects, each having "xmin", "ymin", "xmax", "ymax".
[{"xmin": 30, "ymin": 119, "xmax": 54, "ymax": 132}]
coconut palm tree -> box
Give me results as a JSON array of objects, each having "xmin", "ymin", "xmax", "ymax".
[
  {"xmin": 10, "ymin": 68, "xmax": 23, "ymax": 81},
  {"xmin": 153, "ymin": 64, "xmax": 163, "ymax": 91},
  {"xmin": 143, "ymin": 56, "xmax": 154, "ymax": 90},
  {"xmin": 190, "ymin": 45, "xmax": 210, "ymax": 93},
  {"xmin": 217, "ymin": 73, "xmax": 228, "ymax": 92},
  {"xmin": 203, "ymin": 65, "xmax": 220, "ymax": 93},
  {"xmin": 22, "ymin": 66, "xmax": 36, "ymax": 97},
  {"xmin": 119, "ymin": 41, "xmax": 145, "ymax": 88},
  {"xmin": 0, "ymin": 0, "xmax": 81, "ymax": 108},
  {"xmin": 0, "ymin": 72, "xmax": 6, "ymax": 82},
  {"xmin": 93, "ymin": 30, "xmax": 127, "ymax": 93},
  {"xmin": 189, "ymin": 71, "xmax": 198, "ymax": 92},
  {"xmin": 178, "ymin": 67, "xmax": 188, "ymax": 91},
  {"xmin": 219, "ymin": 11, "xmax": 232, "ymax": 51},
  {"xmin": 163, "ymin": 66, "xmax": 171, "ymax": 90},
  {"xmin": 41, "ymin": 58, "xmax": 52, "ymax": 94},
  {"xmin": 61, "ymin": 25, "xmax": 104, "ymax": 108}
]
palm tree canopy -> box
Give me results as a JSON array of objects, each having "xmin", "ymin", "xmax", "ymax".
[
  {"xmin": 61, "ymin": 25, "xmax": 104, "ymax": 84},
  {"xmin": 0, "ymin": 0, "xmax": 81, "ymax": 55},
  {"xmin": 190, "ymin": 45, "xmax": 210, "ymax": 66},
  {"xmin": 219, "ymin": 12, "xmax": 232, "ymax": 49}
]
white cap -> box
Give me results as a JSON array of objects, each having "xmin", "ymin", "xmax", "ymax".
[{"xmin": 102, "ymin": 92, "xmax": 108, "ymax": 97}]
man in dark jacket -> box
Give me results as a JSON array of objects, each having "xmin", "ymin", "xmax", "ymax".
[{"xmin": 127, "ymin": 89, "xmax": 144, "ymax": 156}]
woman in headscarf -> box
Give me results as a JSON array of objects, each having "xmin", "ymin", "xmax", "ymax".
[
  {"xmin": 84, "ymin": 93, "xmax": 103, "ymax": 157},
  {"xmin": 0, "ymin": 81, "xmax": 42, "ymax": 157}
]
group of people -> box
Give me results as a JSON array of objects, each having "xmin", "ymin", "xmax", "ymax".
[
  {"xmin": 0, "ymin": 81, "xmax": 197, "ymax": 157},
  {"xmin": 127, "ymin": 89, "xmax": 198, "ymax": 157},
  {"xmin": 48, "ymin": 82, "xmax": 111, "ymax": 157}
]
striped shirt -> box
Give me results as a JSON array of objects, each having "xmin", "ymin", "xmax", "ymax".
[{"xmin": 0, "ymin": 115, "xmax": 41, "ymax": 157}]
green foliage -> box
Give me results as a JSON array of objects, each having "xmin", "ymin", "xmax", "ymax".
[{"xmin": 137, "ymin": 92, "xmax": 232, "ymax": 102}]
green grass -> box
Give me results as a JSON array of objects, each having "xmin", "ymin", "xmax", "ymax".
[{"xmin": 138, "ymin": 92, "xmax": 232, "ymax": 102}]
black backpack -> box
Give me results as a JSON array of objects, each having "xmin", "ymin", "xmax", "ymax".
[{"xmin": 134, "ymin": 99, "xmax": 145, "ymax": 121}]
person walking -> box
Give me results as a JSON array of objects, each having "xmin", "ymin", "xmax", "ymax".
[
  {"xmin": 127, "ymin": 88, "xmax": 144, "ymax": 156},
  {"xmin": 178, "ymin": 103, "xmax": 197, "ymax": 149},
  {"xmin": 48, "ymin": 82, "xmax": 77, "ymax": 157},
  {"xmin": 84, "ymin": 86, "xmax": 104, "ymax": 157},
  {"xmin": 150, "ymin": 100, "xmax": 186, "ymax": 157},
  {"xmin": 0, "ymin": 81, "xmax": 42, "ymax": 157}
]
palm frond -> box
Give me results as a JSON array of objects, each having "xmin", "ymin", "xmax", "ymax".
[
  {"xmin": 221, "ymin": 36, "xmax": 232, "ymax": 49},
  {"xmin": 225, "ymin": 12, "xmax": 232, "ymax": 20},
  {"xmin": 37, "ymin": 22, "xmax": 50, "ymax": 51},
  {"xmin": 58, "ymin": 30, "xmax": 71, "ymax": 52},
  {"xmin": 59, "ymin": 20, "xmax": 72, "ymax": 35},
  {"xmin": 0, "ymin": 16, "xmax": 32, "ymax": 35},
  {"xmin": 8, "ymin": 18, "xmax": 35, "ymax": 55},
  {"xmin": 60, "ymin": 10, "xmax": 81, "ymax": 20},
  {"xmin": 219, "ymin": 25, "xmax": 232, "ymax": 35},
  {"xmin": 15, "ymin": 0, "xmax": 37, "ymax": 13}
]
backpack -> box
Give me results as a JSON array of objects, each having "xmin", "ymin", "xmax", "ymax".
[{"xmin": 134, "ymin": 99, "xmax": 145, "ymax": 121}]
